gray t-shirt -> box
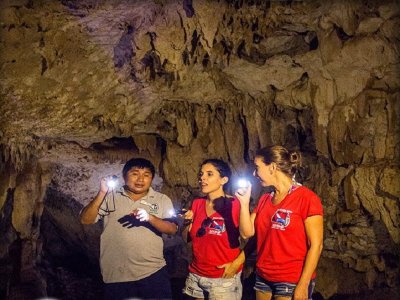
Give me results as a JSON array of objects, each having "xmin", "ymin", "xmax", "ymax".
[{"xmin": 97, "ymin": 187, "xmax": 174, "ymax": 283}]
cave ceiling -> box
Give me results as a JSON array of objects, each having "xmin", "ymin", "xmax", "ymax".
[{"xmin": 1, "ymin": 0, "xmax": 397, "ymax": 168}]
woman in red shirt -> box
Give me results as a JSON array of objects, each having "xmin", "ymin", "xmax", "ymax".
[
  {"xmin": 182, "ymin": 159, "xmax": 244, "ymax": 300},
  {"xmin": 237, "ymin": 145, "xmax": 323, "ymax": 300}
]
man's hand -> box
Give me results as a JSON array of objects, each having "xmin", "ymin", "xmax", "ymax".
[
  {"xmin": 80, "ymin": 177, "xmax": 108, "ymax": 225},
  {"xmin": 100, "ymin": 177, "xmax": 109, "ymax": 194},
  {"xmin": 133, "ymin": 208, "xmax": 150, "ymax": 222}
]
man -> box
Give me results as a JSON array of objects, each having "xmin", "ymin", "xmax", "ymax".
[{"xmin": 80, "ymin": 158, "xmax": 177, "ymax": 300}]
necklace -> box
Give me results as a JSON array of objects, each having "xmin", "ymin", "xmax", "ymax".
[{"xmin": 272, "ymin": 183, "xmax": 299, "ymax": 204}]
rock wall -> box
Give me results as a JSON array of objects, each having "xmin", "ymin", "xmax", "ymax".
[{"xmin": 0, "ymin": 0, "xmax": 399, "ymax": 299}]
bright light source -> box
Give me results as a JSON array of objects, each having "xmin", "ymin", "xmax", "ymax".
[
  {"xmin": 237, "ymin": 178, "xmax": 249, "ymax": 188},
  {"xmin": 107, "ymin": 180, "xmax": 116, "ymax": 188},
  {"xmin": 107, "ymin": 175, "xmax": 118, "ymax": 189}
]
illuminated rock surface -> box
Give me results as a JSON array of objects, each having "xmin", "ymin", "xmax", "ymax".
[{"xmin": 0, "ymin": 0, "xmax": 399, "ymax": 299}]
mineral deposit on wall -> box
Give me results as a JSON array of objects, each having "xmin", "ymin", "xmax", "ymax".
[{"xmin": 0, "ymin": 0, "xmax": 399, "ymax": 299}]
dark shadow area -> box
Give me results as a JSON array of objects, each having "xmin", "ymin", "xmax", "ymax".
[
  {"xmin": 41, "ymin": 208, "xmax": 104, "ymax": 300},
  {"xmin": 213, "ymin": 196, "xmax": 241, "ymax": 248},
  {"xmin": 0, "ymin": 188, "xmax": 17, "ymax": 300},
  {"xmin": 117, "ymin": 214, "xmax": 162, "ymax": 236}
]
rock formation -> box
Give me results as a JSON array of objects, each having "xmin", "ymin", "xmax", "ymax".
[{"xmin": 0, "ymin": 0, "xmax": 399, "ymax": 299}]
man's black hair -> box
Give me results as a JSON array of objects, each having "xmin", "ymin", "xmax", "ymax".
[{"xmin": 122, "ymin": 158, "xmax": 156, "ymax": 178}]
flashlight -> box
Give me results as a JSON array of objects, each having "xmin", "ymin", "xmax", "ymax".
[
  {"xmin": 236, "ymin": 178, "xmax": 250, "ymax": 196},
  {"xmin": 169, "ymin": 208, "xmax": 188, "ymax": 217},
  {"xmin": 107, "ymin": 175, "xmax": 118, "ymax": 189},
  {"xmin": 237, "ymin": 178, "xmax": 249, "ymax": 189},
  {"xmin": 175, "ymin": 208, "xmax": 188, "ymax": 215}
]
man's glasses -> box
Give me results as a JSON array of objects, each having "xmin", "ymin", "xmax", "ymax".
[{"xmin": 196, "ymin": 217, "xmax": 213, "ymax": 237}]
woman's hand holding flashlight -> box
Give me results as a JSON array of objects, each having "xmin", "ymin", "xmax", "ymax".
[
  {"xmin": 182, "ymin": 209, "xmax": 194, "ymax": 225},
  {"xmin": 235, "ymin": 180, "xmax": 252, "ymax": 206}
]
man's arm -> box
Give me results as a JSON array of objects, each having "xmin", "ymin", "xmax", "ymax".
[
  {"xmin": 148, "ymin": 215, "xmax": 178, "ymax": 235},
  {"xmin": 134, "ymin": 194, "xmax": 178, "ymax": 235},
  {"xmin": 80, "ymin": 178, "xmax": 108, "ymax": 224},
  {"xmin": 80, "ymin": 191, "xmax": 106, "ymax": 224}
]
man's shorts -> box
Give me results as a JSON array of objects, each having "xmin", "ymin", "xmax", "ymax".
[
  {"xmin": 183, "ymin": 271, "xmax": 242, "ymax": 300},
  {"xmin": 254, "ymin": 274, "xmax": 315, "ymax": 299}
]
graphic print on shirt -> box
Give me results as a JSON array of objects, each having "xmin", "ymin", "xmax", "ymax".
[
  {"xmin": 140, "ymin": 199, "xmax": 159, "ymax": 214},
  {"xmin": 149, "ymin": 203, "xmax": 159, "ymax": 214},
  {"xmin": 206, "ymin": 217, "xmax": 226, "ymax": 235},
  {"xmin": 271, "ymin": 208, "xmax": 292, "ymax": 230}
]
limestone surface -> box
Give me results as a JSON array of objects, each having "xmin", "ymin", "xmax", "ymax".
[{"xmin": 0, "ymin": 0, "xmax": 399, "ymax": 299}]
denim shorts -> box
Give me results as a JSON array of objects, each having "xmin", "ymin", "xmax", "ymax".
[
  {"xmin": 183, "ymin": 271, "xmax": 242, "ymax": 300},
  {"xmin": 254, "ymin": 274, "xmax": 315, "ymax": 299}
]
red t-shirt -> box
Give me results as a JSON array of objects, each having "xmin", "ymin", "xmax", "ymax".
[
  {"xmin": 253, "ymin": 186, "xmax": 323, "ymax": 283},
  {"xmin": 188, "ymin": 197, "xmax": 243, "ymax": 278}
]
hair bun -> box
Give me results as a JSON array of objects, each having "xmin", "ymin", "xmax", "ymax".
[
  {"xmin": 289, "ymin": 151, "xmax": 302, "ymax": 169},
  {"xmin": 256, "ymin": 145, "xmax": 303, "ymax": 178}
]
